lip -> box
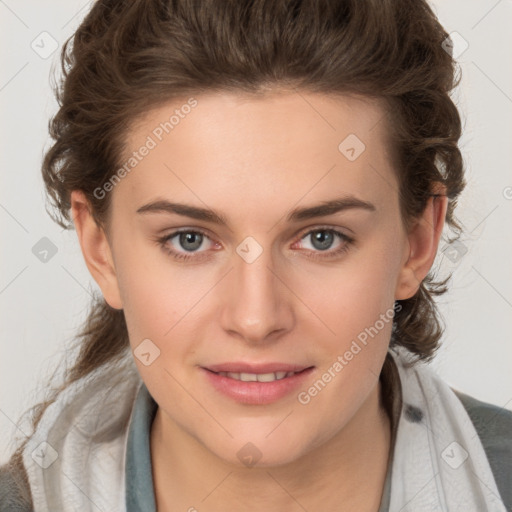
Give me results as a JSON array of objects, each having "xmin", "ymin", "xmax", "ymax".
[{"xmin": 201, "ymin": 365, "xmax": 315, "ymax": 405}]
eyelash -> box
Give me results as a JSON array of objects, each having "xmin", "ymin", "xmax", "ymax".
[{"xmin": 156, "ymin": 226, "xmax": 355, "ymax": 263}]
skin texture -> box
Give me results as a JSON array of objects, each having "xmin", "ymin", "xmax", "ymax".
[{"xmin": 71, "ymin": 90, "xmax": 447, "ymax": 511}]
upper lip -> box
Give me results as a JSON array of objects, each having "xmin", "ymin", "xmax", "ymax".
[{"xmin": 204, "ymin": 362, "xmax": 313, "ymax": 374}]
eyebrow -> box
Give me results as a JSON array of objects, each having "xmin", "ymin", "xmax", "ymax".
[{"xmin": 136, "ymin": 195, "xmax": 376, "ymax": 225}]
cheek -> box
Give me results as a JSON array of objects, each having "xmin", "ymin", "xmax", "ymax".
[
  {"xmin": 301, "ymin": 237, "xmax": 401, "ymax": 327},
  {"xmin": 115, "ymin": 246, "xmax": 216, "ymax": 375},
  {"xmin": 292, "ymin": 244, "xmax": 400, "ymax": 424},
  {"xmin": 291, "ymin": 232, "xmax": 403, "ymax": 391},
  {"xmin": 115, "ymin": 232, "xmax": 186, "ymax": 311},
  {"xmin": 112, "ymin": 242, "xmax": 181, "ymax": 344}
]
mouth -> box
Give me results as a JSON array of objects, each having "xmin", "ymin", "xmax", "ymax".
[{"xmin": 201, "ymin": 364, "xmax": 315, "ymax": 405}]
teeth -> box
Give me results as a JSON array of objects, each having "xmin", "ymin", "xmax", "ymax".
[
  {"xmin": 240, "ymin": 372, "xmax": 258, "ymax": 382},
  {"xmin": 217, "ymin": 371, "xmax": 298, "ymax": 382},
  {"xmin": 255, "ymin": 372, "xmax": 278, "ymax": 382}
]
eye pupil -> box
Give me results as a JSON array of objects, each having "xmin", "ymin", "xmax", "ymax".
[{"xmin": 311, "ymin": 230, "xmax": 334, "ymax": 251}]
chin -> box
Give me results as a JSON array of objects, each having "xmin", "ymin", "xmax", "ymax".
[{"xmin": 205, "ymin": 430, "xmax": 313, "ymax": 469}]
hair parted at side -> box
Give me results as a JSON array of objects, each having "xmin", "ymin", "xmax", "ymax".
[{"xmin": 7, "ymin": 0, "xmax": 465, "ymax": 499}]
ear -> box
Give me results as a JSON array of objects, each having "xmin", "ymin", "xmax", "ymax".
[
  {"xmin": 395, "ymin": 184, "xmax": 448, "ymax": 301},
  {"xmin": 70, "ymin": 190, "xmax": 123, "ymax": 310}
]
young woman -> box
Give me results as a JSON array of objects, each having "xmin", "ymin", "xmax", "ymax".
[{"xmin": 1, "ymin": 1, "xmax": 511, "ymax": 511}]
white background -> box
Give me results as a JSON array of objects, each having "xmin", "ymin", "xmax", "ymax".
[{"xmin": 1, "ymin": 0, "xmax": 511, "ymax": 464}]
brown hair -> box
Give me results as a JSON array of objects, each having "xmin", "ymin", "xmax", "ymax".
[{"xmin": 6, "ymin": 0, "xmax": 465, "ymax": 502}]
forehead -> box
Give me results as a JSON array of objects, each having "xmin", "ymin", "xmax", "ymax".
[{"xmin": 114, "ymin": 90, "xmax": 396, "ymax": 217}]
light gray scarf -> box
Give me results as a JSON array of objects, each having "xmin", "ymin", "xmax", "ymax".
[{"xmin": 22, "ymin": 346, "xmax": 506, "ymax": 511}]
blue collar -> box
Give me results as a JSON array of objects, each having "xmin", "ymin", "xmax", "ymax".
[{"xmin": 125, "ymin": 382, "xmax": 158, "ymax": 512}]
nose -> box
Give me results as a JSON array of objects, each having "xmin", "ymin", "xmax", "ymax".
[{"xmin": 219, "ymin": 240, "xmax": 295, "ymax": 345}]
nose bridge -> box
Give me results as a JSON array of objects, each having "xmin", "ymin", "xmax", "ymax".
[{"xmin": 220, "ymin": 235, "xmax": 293, "ymax": 341}]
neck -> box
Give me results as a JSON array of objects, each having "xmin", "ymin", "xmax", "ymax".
[{"xmin": 151, "ymin": 379, "xmax": 391, "ymax": 512}]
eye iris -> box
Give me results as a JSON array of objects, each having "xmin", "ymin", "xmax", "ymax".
[
  {"xmin": 180, "ymin": 232, "xmax": 203, "ymax": 251},
  {"xmin": 311, "ymin": 230, "xmax": 334, "ymax": 251}
]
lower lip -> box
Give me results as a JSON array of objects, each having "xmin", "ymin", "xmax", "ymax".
[{"xmin": 201, "ymin": 367, "xmax": 315, "ymax": 405}]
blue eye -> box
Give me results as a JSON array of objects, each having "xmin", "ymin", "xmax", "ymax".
[
  {"xmin": 157, "ymin": 229, "xmax": 215, "ymax": 262},
  {"xmin": 298, "ymin": 229, "xmax": 351, "ymax": 253},
  {"xmin": 157, "ymin": 227, "xmax": 354, "ymax": 262},
  {"xmin": 292, "ymin": 227, "xmax": 354, "ymax": 261}
]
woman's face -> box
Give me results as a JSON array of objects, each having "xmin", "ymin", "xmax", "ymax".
[{"xmin": 80, "ymin": 91, "xmax": 422, "ymax": 466}]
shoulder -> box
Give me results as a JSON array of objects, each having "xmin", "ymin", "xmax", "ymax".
[
  {"xmin": 0, "ymin": 462, "xmax": 33, "ymax": 512},
  {"xmin": 452, "ymin": 388, "xmax": 512, "ymax": 511},
  {"xmin": 452, "ymin": 387, "xmax": 512, "ymax": 443}
]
